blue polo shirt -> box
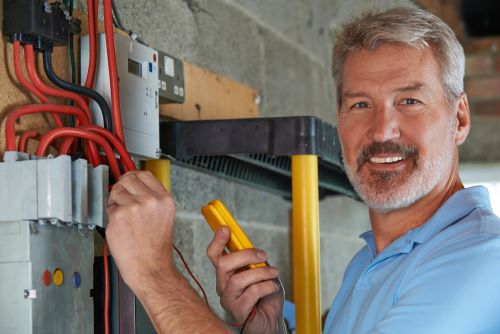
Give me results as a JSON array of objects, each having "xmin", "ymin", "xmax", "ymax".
[{"xmin": 323, "ymin": 186, "xmax": 500, "ymax": 333}]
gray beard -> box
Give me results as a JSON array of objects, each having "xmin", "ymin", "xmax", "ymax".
[{"xmin": 343, "ymin": 141, "xmax": 455, "ymax": 213}]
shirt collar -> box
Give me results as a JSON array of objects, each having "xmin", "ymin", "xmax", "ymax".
[{"xmin": 359, "ymin": 186, "xmax": 492, "ymax": 258}]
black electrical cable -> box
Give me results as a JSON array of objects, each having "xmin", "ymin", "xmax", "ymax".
[
  {"xmin": 239, "ymin": 302, "xmax": 259, "ymax": 334},
  {"xmin": 42, "ymin": 50, "xmax": 113, "ymax": 132}
]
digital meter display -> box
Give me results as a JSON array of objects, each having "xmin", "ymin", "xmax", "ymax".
[{"xmin": 128, "ymin": 58, "xmax": 143, "ymax": 77}]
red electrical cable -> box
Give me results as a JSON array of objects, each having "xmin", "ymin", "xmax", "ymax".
[
  {"xmin": 84, "ymin": 0, "xmax": 97, "ymax": 92},
  {"xmin": 103, "ymin": 0, "xmax": 125, "ymax": 143},
  {"xmin": 13, "ymin": 41, "xmax": 64, "ymax": 128},
  {"xmin": 172, "ymin": 244, "xmax": 258, "ymax": 329},
  {"xmin": 23, "ymin": 44, "xmax": 101, "ymax": 165},
  {"xmin": 23, "ymin": 44, "xmax": 94, "ymax": 122},
  {"xmin": 13, "ymin": 41, "xmax": 48, "ymax": 103},
  {"xmin": 4, "ymin": 104, "xmax": 92, "ymax": 151},
  {"xmin": 78, "ymin": 125, "xmax": 136, "ymax": 172},
  {"xmin": 173, "ymin": 245, "xmax": 209, "ymax": 304},
  {"xmin": 36, "ymin": 128, "xmax": 121, "ymax": 180},
  {"xmin": 58, "ymin": 137, "xmax": 77, "ymax": 155},
  {"xmin": 17, "ymin": 130, "xmax": 40, "ymax": 152},
  {"xmin": 103, "ymin": 240, "xmax": 110, "ymax": 334}
]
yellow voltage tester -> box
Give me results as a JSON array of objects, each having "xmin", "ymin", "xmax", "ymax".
[{"xmin": 201, "ymin": 200, "xmax": 267, "ymax": 269}]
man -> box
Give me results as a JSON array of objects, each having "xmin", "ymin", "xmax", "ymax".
[{"xmin": 106, "ymin": 6, "xmax": 500, "ymax": 334}]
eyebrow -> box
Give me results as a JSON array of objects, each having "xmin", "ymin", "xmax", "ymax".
[
  {"xmin": 395, "ymin": 83, "xmax": 425, "ymax": 93},
  {"xmin": 342, "ymin": 82, "xmax": 427, "ymax": 99}
]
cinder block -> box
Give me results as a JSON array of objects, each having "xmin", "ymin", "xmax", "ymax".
[
  {"xmin": 170, "ymin": 163, "xmax": 237, "ymax": 213},
  {"xmin": 233, "ymin": 185, "xmax": 291, "ymax": 225},
  {"xmin": 232, "ymin": 0, "xmax": 306, "ymax": 46},
  {"xmin": 319, "ymin": 196, "xmax": 370, "ymax": 236},
  {"xmin": 320, "ymin": 233, "xmax": 365, "ymax": 313},
  {"xmin": 261, "ymin": 28, "xmax": 336, "ymax": 123}
]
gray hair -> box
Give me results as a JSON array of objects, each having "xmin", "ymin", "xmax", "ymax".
[{"xmin": 332, "ymin": 7, "xmax": 465, "ymax": 106}]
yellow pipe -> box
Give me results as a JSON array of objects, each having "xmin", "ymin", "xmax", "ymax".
[
  {"xmin": 292, "ymin": 155, "xmax": 321, "ymax": 334},
  {"xmin": 142, "ymin": 159, "xmax": 171, "ymax": 191}
]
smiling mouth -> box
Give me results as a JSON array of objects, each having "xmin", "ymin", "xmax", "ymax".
[{"xmin": 369, "ymin": 156, "xmax": 405, "ymax": 164}]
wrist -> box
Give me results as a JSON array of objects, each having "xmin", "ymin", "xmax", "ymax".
[{"xmin": 125, "ymin": 263, "xmax": 178, "ymax": 300}]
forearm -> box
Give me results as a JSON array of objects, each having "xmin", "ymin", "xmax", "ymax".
[{"xmin": 134, "ymin": 268, "xmax": 230, "ymax": 334}]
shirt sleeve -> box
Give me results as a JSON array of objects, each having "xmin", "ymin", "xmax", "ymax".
[{"xmin": 370, "ymin": 236, "xmax": 500, "ymax": 334}]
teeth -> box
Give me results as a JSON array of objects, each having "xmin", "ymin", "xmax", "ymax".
[{"xmin": 369, "ymin": 156, "xmax": 404, "ymax": 164}]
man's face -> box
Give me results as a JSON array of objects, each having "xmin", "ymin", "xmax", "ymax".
[{"xmin": 337, "ymin": 44, "xmax": 458, "ymax": 213}]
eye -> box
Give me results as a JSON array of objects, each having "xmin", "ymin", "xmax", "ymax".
[
  {"xmin": 400, "ymin": 98, "xmax": 421, "ymax": 105},
  {"xmin": 351, "ymin": 101, "xmax": 370, "ymax": 109}
]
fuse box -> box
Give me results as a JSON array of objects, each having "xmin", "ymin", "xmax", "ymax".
[{"xmin": 0, "ymin": 154, "xmax": 108, "ymax": 334}]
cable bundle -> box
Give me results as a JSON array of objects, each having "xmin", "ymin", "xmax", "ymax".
[
  {"xmin": 6, "ymin": 2, "xmax": 258, "ymax": 333},
  {"xmin": 5, "ymin": 2, "xmax": 129, "ymax": 333}
]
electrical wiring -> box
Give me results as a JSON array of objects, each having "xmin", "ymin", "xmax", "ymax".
[
  {"xmin": 78, "ymin": 125, "xmax": 136, "ymax": 171},
  {"xmin": 68, "ymin": 0, "xmax": 76, "ymax": 85},
  {"xmin": 42, "ymin": 50, "xmax": 113, "ymax": 131},
  {"xmin": 103, "ymin": 0, "xmax": 125, "ymax": 144},
  {"xmin": 239, "ymin": 305, "xmax": 258, "ymax": 334},
  {"xmin": 58, "ymin": 136, "xmax": 78, "ymax": 155},
  {"xmin": 36, "ymin": 128, "xmax": 122, "ymax": 180},
  {"xmin": 12, "ymin": 41, "xmax": 64, "ymax": 128},
  {"xmin": 172, "ymin": 244, "xmax": 258, "ymax": 331},
  {"xmin": 111, "ymin": 0, "xmax": 148, "ymax": 46},
  {"xmin": 24, "ymin": 44, "xmax": 94, "ymax": 122},
  {"xmin": 103, "ymin": 240, "xmax": 110, "ymax": 334},
  {"xmin": 84, "ymin": 0, "xmax": 98, "ymax": 91},
  {"xmin": 17, "ymin": 130, "xmax": 40, "ymax": 152},
  {"xmin": 173, "ymin": 245, "xmax": 209, "ymax": 305},
  {"xmin": 23, "ymin": 44, "xmax": 101, "ymax": 165},
  {"xmin": 13, "ymin": 41, "xmax": 48, "ymax": 104},
  {"xmin": 5, "ymin": 104, "xmax": 92, "ymax": 151}
]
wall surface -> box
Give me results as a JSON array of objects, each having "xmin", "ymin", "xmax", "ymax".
[{"xmin": 77, "ymin": 0, "xmax": 408, "ymax": 329}]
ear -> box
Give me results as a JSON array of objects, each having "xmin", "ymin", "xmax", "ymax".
[{"xmin": 454, "ymin": 93, "xmax": 471, "ymax": 146}]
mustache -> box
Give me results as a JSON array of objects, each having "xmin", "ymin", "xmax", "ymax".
[{"xmin": 356, "ymin": 141, "xmax": 419, "ymax": 171}]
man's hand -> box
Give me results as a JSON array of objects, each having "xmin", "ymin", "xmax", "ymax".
[
  {"xmin": 106, "ymin": 170, "xmax": 176, "ymax": 293},
  {"xmin": 207, "ymin": 228, "xmax": 284, "ymax": 334}
]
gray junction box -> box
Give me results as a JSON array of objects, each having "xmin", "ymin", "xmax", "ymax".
[{"xmin": 0, "ymin": 153, "xmax": 108, "ymax": 333}]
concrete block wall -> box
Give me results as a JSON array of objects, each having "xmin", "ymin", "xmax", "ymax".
[{"xmin": 77, "ymin": 0, "xmax": 409, "ymax": 328}]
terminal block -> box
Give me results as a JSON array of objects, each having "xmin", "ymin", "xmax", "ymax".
[
  {"xmin": 0, "ymin": 152, "xmax": 109, "ymax": 227},
  {"xmin": 0, "ymin": 153, "xmax": 101, "ymax": 333},
  {"xmin": 3, "ymin": 0, "xmax": 81, "ymax": 49}
]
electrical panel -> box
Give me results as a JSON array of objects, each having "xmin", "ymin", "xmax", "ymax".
[
  {"xmin": 81, "ymin": 33, "xmax": 161, "ymax": 159},
  {"xmin": 0, "ymin": 154, "xmax": 108, "ymax": 334}
]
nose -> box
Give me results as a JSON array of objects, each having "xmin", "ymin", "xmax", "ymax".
[{"xmin": 370, "ymin": 105, "xmax": 400, "ymax": 143}]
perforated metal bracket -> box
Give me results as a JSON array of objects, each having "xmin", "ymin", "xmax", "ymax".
[{"xmin": 159, "ymin": 116, "xmax": 357, "ymax": 199}]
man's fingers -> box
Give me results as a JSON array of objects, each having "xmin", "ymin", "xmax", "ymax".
[
  {"xmin": 108, "ymin": 184, "xmax": 133, "ymax": 207},
  {"xmin": 222, "ymin": 266, "xmax": 279, "ymax": 300},
  {"xmin": 134, "ymin": 171, "xmax": 168, "ymax": 193},
  {"xmin": 213, "ymin": 248, "xmax": 268, "ymax": 296},
  {"xmin": 221, "ymin": 279, "xmax": 280, "ymax": 321},
  {"xmin": 217, "ymin": 248, "xmax": 268, "ymax": 275},
  {"xmin": 116, "ymin": 173, "xmax": 155, "ymax": 197},
  {"xmin": 207, "ymin": 227, "xmax": 231, "ymax": 267}
]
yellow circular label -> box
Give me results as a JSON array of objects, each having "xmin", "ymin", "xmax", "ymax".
[{"xmin": 53, "ymin": 268, "xmax": 64, "ymax": 286}]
